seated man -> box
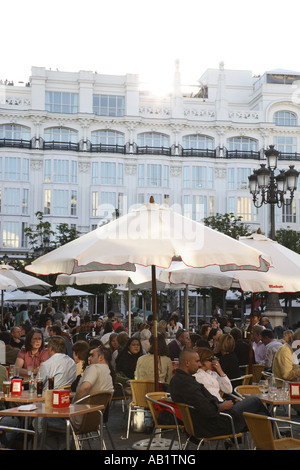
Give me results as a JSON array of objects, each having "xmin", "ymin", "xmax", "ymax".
[
  {"xmin": 273, "ymin": 328, "xmax": 300, "ymax": 383},
  {"xmin": 71, "ymin": 346, "xmax": 114, "ymax": 430},
  {"xmin": 260, "ymin": 329, "xmax": 282, "ymax": 372},
  {"xmin": 169, "ymin": 349, "xmax": 270, "ymax": 438},
  {"xmin": 168, "ymin": 328, "xmax": 190, "ymax": 361},
  {"xmin": 38, "ymin": 335, "xmax": 77, "ymax": 390}
]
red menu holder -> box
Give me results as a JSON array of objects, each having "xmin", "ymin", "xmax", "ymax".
[
  {"xmin": 52, "ymin": 390, "xmax": 70, "ymax": 408},
  {"xmin": 11, "ymin": 379, "xmax": 22, "ymax": 395},
  {"xmin": 290, "ymin": 382, "xmax": 300, "ymax": 398}
]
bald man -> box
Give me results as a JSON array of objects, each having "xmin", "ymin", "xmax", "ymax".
[{"xmin": 169, "ymin": 349, "xmax": 269, "ymax": 438}]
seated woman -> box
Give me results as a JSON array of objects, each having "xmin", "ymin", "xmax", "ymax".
[
  {"xmin": 215, "ymin": 333, "xmax": 241, "ymax": 382},
  {"xmin": 193, "ymin": 347, "xmax": 233, "ymax": 401},
  {"xmin": 15, "ymin": 328, "xmax": 49, "ymax": 377},
  {"xmin": 135, "ymin": 333, "xmax": 173, "ymax": 384},
  {"xmin": 115, "ymin": 337, "xmax": 143, "ymax": 381},
  {"xmin": 167, "ymin": 317, "xmax": 180, "ymax": 337},
  {"xmin": 72, "ymin": 339, "xmax": 90, "ymax": 391}
]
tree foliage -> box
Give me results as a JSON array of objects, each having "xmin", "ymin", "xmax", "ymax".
[{"xmin": 203, "ymin": 212, "xmax": 251, "ymax": 240}]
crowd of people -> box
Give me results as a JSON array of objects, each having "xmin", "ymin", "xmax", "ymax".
[{"xmin": 1, "ymin": 300, "xmax": 300, "ymax": 448}]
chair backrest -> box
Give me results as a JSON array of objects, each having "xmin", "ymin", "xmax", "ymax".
[
  {"xmin": 242, "ymin": 374, "xmax": 253, "ymax": 385},
  {"xmin": 246, "ymin": 364, "xmax": 265, "ymax": 383},
  {"xmin": 243, "ymin": 412, "xmax": 276, "ymax": 450},
  {"xmin": 73, "ymin": 391, "xmax": 112, "ymax": 434},
  {"xmin": 235, "ymin": 385, "xmax": 261, "ymax": 397},
  {"xmin": 129, "ymin": 380, "xmax": 155, "ymax": 407},
  {"xmin": 145, "ymin": 392, "xmax": 169, "ymax": 426},
  {"xmin": 176, "ymin": 403, "xmax": 195, "ymax": 437}
]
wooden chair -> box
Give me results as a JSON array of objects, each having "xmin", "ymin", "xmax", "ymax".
[
  {"xmin": 243, "ymin": 412, "xmax": 300, "ymax": 450},
  {"xmin": 126, "ymin": 380, "xmax": 155, "ymax": 439},
  {"xmin": 176, "ymin": 402, "xmax": 242, "ymax": 450},
  {"xmin": 234, "ymin": 384, "xmax": 261, "ymax": 399},
  {"xmin": 70, "ymin": 391, "xmax": 113, "ymax": 450},
  {"xmin": 146, "ymin": 392, "xmax": 184, "ymax": 450},
  {"xmin": 111, "ymin": 381, "xmax": 131, "ymax": 415},
  {"xmin": 0, "ymin": 424, "xmax": 35, "ymax": 450},
  {"xmin": 42, "ymin": 391, "xmax": 113, "ymax": 450},
  {"xmin": 245, "ymin": 364, "xmax": 265, "ymax": 384},
  {"xmin": 230, "ymin": 374, "xmax": 253, "ymax": 387}
]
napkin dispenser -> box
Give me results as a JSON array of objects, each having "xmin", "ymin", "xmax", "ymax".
[
  {"xmin": 11, "ymin": 379, "xmax": 22, "ymax": 395},
  {"xmin": 52, "ymin": 390, "xmax": 70, "ymax": 408},
  {"xmin": 290, "ymin": 382, "xmax": 300, "ymax": 398}
]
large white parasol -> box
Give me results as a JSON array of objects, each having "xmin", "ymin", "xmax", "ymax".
[{"xmin": 26, "ymin": 200, "xmax": 272, "ymax": 389}]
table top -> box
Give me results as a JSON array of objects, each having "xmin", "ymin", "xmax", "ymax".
[
  {"xmin": 0, "ymin": 402, "xmax": 104, "ymax": 418},
  {"xmin": 247, "ymin": 393, "xmax": 300, "ymax": 405},
  {"xmin": 0, "ymin": 390, "xmax": 45, "ymax": 403}
]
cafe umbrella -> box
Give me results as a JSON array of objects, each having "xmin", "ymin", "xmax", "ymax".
[
  {"xmin": 26, "ymin": 199, "xmax": 272, "ymax": 390},
  {"xmin": 0, "ymin": 265, "xmax": 51, "ymax": 322},
  {"xmin": 160, "ymin": 232, "xmax": 300, "ymax": 371}
]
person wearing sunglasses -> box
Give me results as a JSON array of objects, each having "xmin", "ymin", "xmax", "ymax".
[{"xmin": 193, "ymin": 347, "xmax": 232, "ymax": 402}]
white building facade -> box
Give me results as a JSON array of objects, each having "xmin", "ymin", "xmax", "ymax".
[{"xmin": 1, "ymin": 61, "xmax": 300, "ymax": 259}]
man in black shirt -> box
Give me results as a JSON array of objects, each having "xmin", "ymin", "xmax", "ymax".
[{"xmin": 169, "ymin": 349, "xmax": 269, "ymax": 438}]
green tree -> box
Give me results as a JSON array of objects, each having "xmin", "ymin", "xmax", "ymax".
[
  {"xmin": 275, "ymin": 227, "xmax": 300, "ymax": 254},
  {"xmin": 24, "ymin": 211, "xmax": 55, "ymax": 252},
  {"xmin": 203, "ymin": 212, "xmax": 251, "ymax": 240},
  {"xmin": 54, "ymin": 223, "xmax": 81, "ymax": 247}
]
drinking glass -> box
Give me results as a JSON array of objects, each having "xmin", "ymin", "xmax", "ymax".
[{"xmin": 258, "ymin": 380, "xmax": 268, "ymax": 395}]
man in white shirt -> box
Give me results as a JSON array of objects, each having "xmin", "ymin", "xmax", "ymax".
[
  {"xmin": 252, "ymin": 324, "xmax": 266, "ymax": 365},
  {"xmin": 260, "ymin": 329, "xmax": 282, "ymax": 372},
  {"xmin": 72, "ymin": 346, "xmax": 114, "ymax": 430},
  {"xmin": 38, "ymin": 336, "xmax": 77, "ymax": 390}
]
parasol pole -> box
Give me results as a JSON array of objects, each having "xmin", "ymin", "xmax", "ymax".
[
  {"xmin": 248, "ymin": 292, "xmax": 256, "ymax": 377},
  {"xmin": 128, "ymin": 281, "xmax": 132, "ymax": 337},
  {"xmin": 184, "ymin": 285, "xmax": 189, "ymax": 330},
  {"xmin": 152, "ymin": 264, "xmax": 159, "ymax": 391},
  {"xmin": 1, "ymin": 290, "xmax": 3, "ymax": 324}
]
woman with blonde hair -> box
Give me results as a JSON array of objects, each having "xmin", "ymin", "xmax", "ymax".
[{"xmin": 215, "ymin": 333, "xmax": 241, "ymax": 381}]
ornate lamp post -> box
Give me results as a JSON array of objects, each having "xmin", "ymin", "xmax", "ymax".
[
  {"xmin": 249, "ymin": 145, "xmax": 299, "ymax": 240},
  {"xmin": 248, "ymin": 145, "xmax": 299, "ymax": 324}
]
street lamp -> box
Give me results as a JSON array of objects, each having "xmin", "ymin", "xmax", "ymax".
[
  {"xmin": 248, "ymin": 145, "xmax": 299, "ymax": 322},
  {"xmin": 248, "ymin": 145, "xmax": 299, "ymax": 240}
]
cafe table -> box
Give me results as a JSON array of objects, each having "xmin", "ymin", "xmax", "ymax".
[
  {"xmin": 250, "ymin": 393, "xmax": 300, "ymax": 438},
  {"xmin": 0, "ymin": 402, "xmax": 104, "ymax": 450},
  {"xmin": 0, "ymin": 390, "xmax": 45, "ymax": 449}
]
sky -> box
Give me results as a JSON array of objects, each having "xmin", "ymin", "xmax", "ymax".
[{"xmin": 1, "ymin": 0, "xmax": 300, "ymax": 95}]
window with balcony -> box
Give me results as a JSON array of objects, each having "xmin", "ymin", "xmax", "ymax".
[
  {"xmin": 0, "ymin": 124, "xmax": 30, "ymax": 141},
  {"xmin": 182, "ymin": 134, "xmax": 214, "ymax": 156},
  {"xmin": 137, "ymin": 132, "xmax": 170, "ymax": 155},
  {"xmin": 273, "ymin": 136, "xmax": 297, "ymax": 154},
  {"xmin": 227, "ymin": 137, "xmax": 258, "ymax": 152}
]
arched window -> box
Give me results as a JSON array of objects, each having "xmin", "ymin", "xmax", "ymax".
[
  {"xmin": 44, "ymin": 127, "xmax": 78, "ymax": 143},
  {"xmin": 227, "ymin": 137, "xmax": 258, "ymax": 152},
  {"xmin": 182, "ymin": 134, "xmax": 214, "ymax": 150},
  {"xmin": 91, "ymin": 130, "xmax": 124, "ymax": 146},
  {"xmin": 137, "ymin": 132, "xmax": 169, "ymax": 147},
  {"xmin": 0, "ymin": 124, "xmax": 30, "ymax": 140},
  {"xmin": 273, "ymin": 111, "xmax": 297, "ymax": 126}
]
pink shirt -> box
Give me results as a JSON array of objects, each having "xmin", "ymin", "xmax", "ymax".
[{"xmin": 17, "ymin": 347, "xmax": 50, "ymax": 370}]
